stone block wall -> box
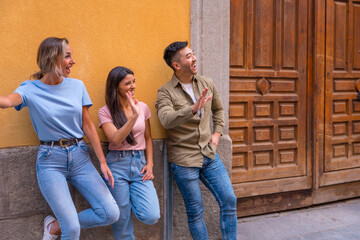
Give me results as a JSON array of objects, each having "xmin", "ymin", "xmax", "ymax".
[{"xmin": 0, "ymin": 141, "xmax": 164, "ymax": 240}]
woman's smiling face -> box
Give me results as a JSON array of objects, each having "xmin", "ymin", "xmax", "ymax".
[
  {"xmin": 117, "ymin": 74, "xmax": 136, "ymax": 98},
  {"xmin": 59, "ymin": 44, "xmax": 76, "ymax": 77}
]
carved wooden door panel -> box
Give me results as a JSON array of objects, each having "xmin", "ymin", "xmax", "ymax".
[
  {"xmin": 321, "ymin": 0, "xmax": 360, "ymax": 186},
  {"xmin": 229, "ymin": 0, "xmax": 310, "ymax": 198}
]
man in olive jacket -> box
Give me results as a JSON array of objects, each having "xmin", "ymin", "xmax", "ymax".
[{"xmin": 155, "ymin": 41, "xmax": 237, "ymax": 239}]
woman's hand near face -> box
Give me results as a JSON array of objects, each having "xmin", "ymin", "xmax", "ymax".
[
  {"xmin": 126, "ymin": 91, "xmax": 139, "ymax": 119},
  {"xmin": 100, "ymin": 93, "xmax": 139, "ymax": 146}
]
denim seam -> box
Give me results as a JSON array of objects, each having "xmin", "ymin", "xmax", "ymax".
[
  {"xmin": 71, "ymin": 179, "xmax": 109, "ymax": 227},
  {"xmin": 131, "ymin": 186, "xmax": 144, "ymax": 222},
  {"xmin": 77, "ymin": 143, "xmax": 88, "ymax": 154},
  {"xmin": 200, "ymin": 173, "xmax": 227, "ymax": 239},
  {"xmin": 36, "ymin": 169, "xmax": 49, "ymax": 198},
  {"xmin": 132, "ymin": 155, "xmax": 144, "ymax": 221}
]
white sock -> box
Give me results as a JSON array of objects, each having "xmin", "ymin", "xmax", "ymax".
[{"xmin": 48, "ymin": 222, "xmax": 52, "ymax": 233}]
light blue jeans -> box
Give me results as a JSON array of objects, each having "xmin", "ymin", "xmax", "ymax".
[
  {"xmin": 104, "ymin": 150, "xmax": 160, "ymax": 240},
  {"xmin": 36, "ymin": 140, "xmax": 120, "ymax": 240},
  {"xmin": 170, "ymin": 153, "xmax": 237, "ymax": 240}
]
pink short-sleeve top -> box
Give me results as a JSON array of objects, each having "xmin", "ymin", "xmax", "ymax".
[{"xmin": 98, "ymin": 101, "xmax": 151, "ymax": 151}]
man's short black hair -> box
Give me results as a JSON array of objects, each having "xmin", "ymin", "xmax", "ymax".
[{"xmin": 163, "ymin": 41, "xmax": 188, "ymax": 71}]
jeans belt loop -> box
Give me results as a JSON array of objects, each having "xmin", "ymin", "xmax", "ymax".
[{"xmin": 50, "ymin": 141, "xmax": 54, "ymax": 149}]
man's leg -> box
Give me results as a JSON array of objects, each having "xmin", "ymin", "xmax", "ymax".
[
  {"xmin": 170, "ymin": 163, "xmax": 209, "ymax": 240},
  {"xmin": 200, "ymin": 153, "xmax": 237, "ymax": 240}
]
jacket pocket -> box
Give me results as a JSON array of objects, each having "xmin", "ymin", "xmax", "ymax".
[{"xmin": 173, "ymin": 99, "xmax": 189, "ymax": 110}]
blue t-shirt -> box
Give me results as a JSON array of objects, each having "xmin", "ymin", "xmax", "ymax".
[{"xmin": 14, "ymin": 77, "xmax": 92, "ymax": 141}]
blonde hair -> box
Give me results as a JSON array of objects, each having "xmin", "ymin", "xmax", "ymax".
[{"xmin": 30, "ymin": 37, "xmax": 68, "ymax": 79}]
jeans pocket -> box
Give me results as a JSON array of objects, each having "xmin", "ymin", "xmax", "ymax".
[
  {"xmin": 140, "ymin": 155, "xmax": 147, "ymax": 166},
  {"xmin": 105, "ymin": 151, "xmax": 120, "ymax": 165},
  {"xmin": 170, "ymin": 162, "xmax": 178, "ymax": 173},
  {"xmin": 78, "ymin": 142, "xmax": 88, "ymax": 154},
  {"xmin": 37, "ymin": 146, "xmax": 52, "ymax": 161},
  {"xmin": 136, "ymin": 155, "xmax": 147, "ymax": 175},
  {"xmin": 208, "ymin": 142, "xmax": 217, "ymax": 152}
]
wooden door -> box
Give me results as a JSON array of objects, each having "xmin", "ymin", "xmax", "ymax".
[
  {"xmin": 321, "ymin": 0, "xmax": 360, "ymax": 186},
  {"xmin": 229, "ymin": 0, "xmax": 310, "ymax": 199}
]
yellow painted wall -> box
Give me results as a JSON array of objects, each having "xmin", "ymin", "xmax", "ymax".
[{"xmin": 0, "ymin": 0, "xmax": 190, "ymax": 147}]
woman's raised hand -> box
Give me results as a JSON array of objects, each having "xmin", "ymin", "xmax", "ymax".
[{"xmin": 126, "ymin": 91, "xmax": 140, "ymax": 118}]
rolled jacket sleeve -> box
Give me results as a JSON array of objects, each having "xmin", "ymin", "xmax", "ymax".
[
  {"xmin": 209, "ymin": 80, "xmax": 225, "ymax": 135},
  {"xmin": 155, "ymin": 86, "xmax": 195, "ymax": 129}
]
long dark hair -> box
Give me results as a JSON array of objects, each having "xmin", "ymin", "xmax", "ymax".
[{"xmin": 105, "ymin": 66, "xmax": 136, "ymax": 145}]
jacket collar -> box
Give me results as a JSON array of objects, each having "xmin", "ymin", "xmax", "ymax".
[{"xmin": 170, "ymin": 74, "xmax": 198, "ymax": 88}]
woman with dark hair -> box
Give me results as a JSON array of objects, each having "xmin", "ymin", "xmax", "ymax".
[
  {"xmin": 98, "ymin": 66, "xmax": 160, "ymax": 240},
  {"xmin": 0, "ymin": 37, "xmax": 119, "ymax": 240}
]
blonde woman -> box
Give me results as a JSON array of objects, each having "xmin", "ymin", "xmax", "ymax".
[{"xmin": 0, "ymin": 37, "xmax": 119, "ymax": 240}]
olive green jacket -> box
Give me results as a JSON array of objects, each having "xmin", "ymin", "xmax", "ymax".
[{"xmin": 155, "ymin": 74, "xmax": 224, "ymax": 167}]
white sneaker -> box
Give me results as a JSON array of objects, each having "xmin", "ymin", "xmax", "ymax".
[{"xmin": 42, "ymin": 215, "xmax": 59, "ymax": 240}]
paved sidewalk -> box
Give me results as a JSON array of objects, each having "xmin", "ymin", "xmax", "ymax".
[{"xmin": 237, "ymin": 198, "xmax": 360, "ymax": 240}]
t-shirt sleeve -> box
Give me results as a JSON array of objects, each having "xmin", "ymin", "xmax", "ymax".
[
  {"xmin": 13, "ymin": 81, "xmax": 30, "ymax": 111},
  {"xmin": 98, "ymin": 106, "xmax": 113, "ymax": 127},
  {"xmin": 81, "ymin": 82, "xmax": 93, "ymax": 108},
  {"xmin": 143, "ymin": 102, "xmax": 151, "ymax": 120}
]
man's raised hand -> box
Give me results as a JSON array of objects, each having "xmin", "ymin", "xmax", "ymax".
[{"xmin": 191, "ymin": 88, "xmax": 212, "ymax": 114}]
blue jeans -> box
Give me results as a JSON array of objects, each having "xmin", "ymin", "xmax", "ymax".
[
  {"xmin": 104, "ymin": 150, "xmax": 160, "ymax": 240},
  {"xmin": 36, "ymin": 140, "xmax": 120, "ymax": 240},
  {"xmin": 170, "ymin": 153, "xmax": 237, "ymax": 240}
]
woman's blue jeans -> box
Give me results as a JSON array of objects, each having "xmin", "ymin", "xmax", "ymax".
[
  {"xmin": 36, "ymin": 140, "xmax": 120, "ymax": 240},
  {"xmin": 104, "ymin": 150, "xmax": 160, "ymax": 240},
  {"xmin": 170, "ymin": 153, "xmax": 237, "ymax": 240}
]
